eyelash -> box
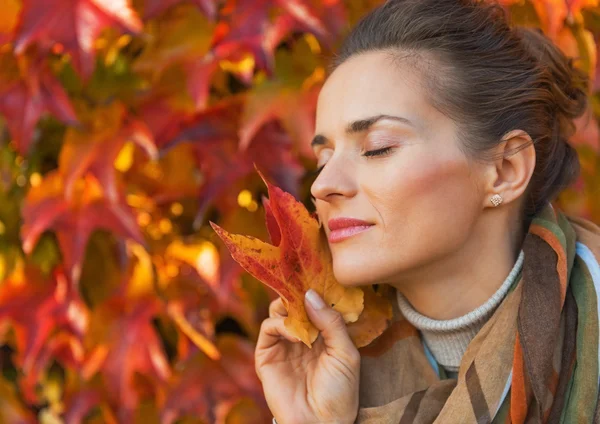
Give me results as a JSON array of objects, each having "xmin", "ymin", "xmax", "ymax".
[
  {"xmin": 363, "ymin": 146, "xmax": 394, "ymax": 158},
  {"xmin": 310, "ymin": 147, "xmax": 394, "ymax": 176}
]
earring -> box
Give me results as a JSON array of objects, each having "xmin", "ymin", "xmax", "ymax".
[{"xmin": 490, "ymin": 194, "xmax": 503, "ymax": 207}]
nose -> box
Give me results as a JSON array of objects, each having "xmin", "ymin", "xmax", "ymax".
[{"xmin": 310, "ymin": 151, "xmax": 358, "ymax": 202}]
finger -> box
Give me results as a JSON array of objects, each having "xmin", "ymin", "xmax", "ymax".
[
  {"xmin": 256, "ymin": 317, "xmax": 301, "ymax": 352},
  {"xmin": 268, "ymin": 297, "xmax": 287, "ymax": 318},
  {"xmin": 304, "ymin": 289, "xmax": 359, "ymax": 361}
]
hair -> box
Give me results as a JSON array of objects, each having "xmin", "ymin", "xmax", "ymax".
[{"xmin": 332, "ymin": 0, "xmax": 589, "ymax": 229}]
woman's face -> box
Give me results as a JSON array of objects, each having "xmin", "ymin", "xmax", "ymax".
[{"xmin": 311, "ymin": 51, "xmax": 486, "ymax": 287}]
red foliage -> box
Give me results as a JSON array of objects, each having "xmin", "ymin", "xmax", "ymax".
[{"xmin": 0, "ymin": 0, "xmax": 596, "ymax": 421}]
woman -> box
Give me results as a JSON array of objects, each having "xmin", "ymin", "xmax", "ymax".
[{"xmin": 254, "ymin": 0, "xmax": 600, "ymax": 422}]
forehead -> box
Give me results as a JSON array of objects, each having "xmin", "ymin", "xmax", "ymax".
[{"xmin": 316, "ymin": 51, "xmax": 431, "ymax": 131}]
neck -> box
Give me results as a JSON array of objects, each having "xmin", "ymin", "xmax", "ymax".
[{"xmin": 389, "ymin": 210, "xmax": 525, "ymax": 320}]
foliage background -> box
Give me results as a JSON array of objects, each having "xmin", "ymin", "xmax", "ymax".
[{"xmin": 0, "ymin": 0, "xmax": 597, "ymax": 422}]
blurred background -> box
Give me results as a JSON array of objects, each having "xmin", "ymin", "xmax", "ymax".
[{"xmin": 0, "ymin": 0, "xmax": 597, "ymax": 422}]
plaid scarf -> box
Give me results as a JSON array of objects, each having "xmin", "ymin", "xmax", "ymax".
[{"xmin": 357, "ymin": 203, "xmax": 600, "ymax": 423}]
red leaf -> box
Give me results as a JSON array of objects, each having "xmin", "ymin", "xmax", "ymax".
[
  {"xmin": 59, "ymin": 102, "xmax": 157, "ymax": 203},
  {"xmin": 212, "ymin": 0, "xmax": 344, "ymax": 74},
  {"xmin": 238, "ymin": 83, "xmax": 320, "ymax": 159},
  {"xmin": 0, "ymin": 266, "xmax": 88, "ymax": 404},
  {"xmin": 14, "ymin": 0, "xmax": 143, "ymax": 79},
  {"xmin": 166, "ymin": 98, "xmax": 304, "ymax": 225},
  {"xmin": 159, "ymin": 239, "xmax": 258, "ymax": 351},
  {"xmin": 276, "ymin": 0, "xmax": 346, "ymax": 46},
  {"xmin": 0, "ymin": 54, "xmax": 78, "ymax": 155},
  {"xmin": 62, "ymin": 390, "xmax": 117, "ymax": 424},
  {"xmin": 21, "ymin": 171, "xmax": 144, "ymax": 285},
  {"xmin": 211, "ymin": 0, "xmax": 275, "ymax": 73},
  {"xmin": 143, "ymin": 0, "xmax": 218, "ymax": 20},
  {"xmin": 138, "ymin": 95, "xmax": 194, "ymax": 149},
  {"xmin": 161, "ymin": 335, "xmax": 268, "ymax": 424},
  {"xmin": 84, "ymin": 296, "xmax": 171, "ymax": 421},
  {"xmin": 211, "ymin": 169, "xmax": 371, "ymax": 347},
  {"xmin": 262, "ymin": 196, "xmax": 281, "ymax": 247}
]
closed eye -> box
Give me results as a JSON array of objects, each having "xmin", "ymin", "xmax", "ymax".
[
  {"xmin": 363, "ymin": 146, "xmax": 393, "ymax": 157},
  {"xmin": 309, "ymin": 146, "xmax": 394, "ymax": 179}
]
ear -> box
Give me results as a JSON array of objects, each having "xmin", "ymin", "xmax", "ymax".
[{"xmin": 482, "ymin": 129, "xmax": 536, "ymax": 208}]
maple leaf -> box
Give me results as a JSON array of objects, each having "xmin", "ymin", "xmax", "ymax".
[
  {"xmin": 161, "ymin": 335, "xmax": 269, "ymax": 424},
  {"xmin": 210, "ymin": 169, "xmax": 374, "ymax": 347},
  {"xmin": 0, "ymin": 266, "xmax": 88, "ymax": 404},
  {"xmin": 59, "ymin": 101, "xmax": 157, "ymax": 203},
  {"xmin": 137, "ymin": 94, "xmax": 197, "ymax": 149},
  {"xmin": 348, "ymin": 284, "xmax": 393, "ymax": 349},
  {"xmin": 276, "ymin": 0, "xmax": 346, "ymax": 47},
  {"xmin": 0, "ymin": 54, "xmax": 78, "ymax": 155},
  {"xmin": 21, "ymin": 171, "xmax": 144, "ymax": 285},
  {"xmin": 143, "ymin": 0, "xmax": 218, "ymax": 20},
  {"xmin": 61, "ymin": 389, "xmax": 118, "ymax": 424},
  {"xmin": 158, "ymin": 237, "xmax": 260, "ymax": 352},
  {"xmin": 83, "ymin": 295, "xmax": 171, "ymax": 421},
  {"xmin": 132, "ymin": 5, "xmax": 216, "ymax": 110},
  {"xmin": 13, "ymin": 0, "xmax": 143, "ymax": 79},
  {"xmin": 239, "ymin": 82, "xmax": 320, "ymax": 159},
  {"xmin": 165, "ymin": 98, "xmax": 304, "ymax": 225},
  {"xmin": 210, "ymin": 0, "xmax": 277, "ymax": 75},
  {"xmin": 212, "ymin": 0, "xmax": 343, "ymax": 73}
]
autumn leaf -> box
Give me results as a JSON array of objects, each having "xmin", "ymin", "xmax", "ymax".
[
  {"xmin": 83, "ymin": 295, "xmax": 171, "ymax": 421},
  {"xmin": 165, "ymin": 98, "xmax": 304, "ymax": 226},
  {"xmin": 161, "ymin": 335, "xmax": 269, "ymax": 424},
  {"xmin": 14, "ymin": 0, "xmax": 143, "ymax": 79},
  {"xmin": 237, "ymin": 35, "xmax": 325, "ymax": 158},
  {"xmin": 276, "ymin": 0, "xmax": 346, "ymax": 46},
  {"xmin": 0, "ymin": 54, "xmax": 78, "ymax": 155},
  {"xmin": 212, "ymin": 0, "xmax": 343, "ymax": 74},
  {"xmin": 143, "ymin": 0, "xmax": 218, "ymax": 20},
  {"xmin": 61, "ymin": 389, "xmax": 118, "ymax": 424},
  {"xmin": 348, "ymin": 284, "xmax": 393, "ymax": 349},
  {"xmin": 132, "ymin": 5, "xmax": 215, "ymax": 108},
  {"xmin": 211, "ymin": 169, "xmax": 386, "ymax": 347},
  {"xmin": 59, "ymin": 101, "xmax": 157, "ymax": 203},
  {"xmin": 0, "ymin": 265, "xmax": 88, "ymax": 404},
  {"xmin": 21, "ymin": 171, "xmax": 144, "ymax": 285},
  {"xmin": 239, "ymin": 82, "xmax": 321, "ymax": 159}
]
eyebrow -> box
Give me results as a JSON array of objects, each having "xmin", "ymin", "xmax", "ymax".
[{"xmin": 310, "ymin": 114, "xmax": 413, "ymax": 148}]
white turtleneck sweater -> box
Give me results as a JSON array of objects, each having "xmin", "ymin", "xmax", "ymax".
[{"xmin": 395, "ymin": 250, "xmax": 525, "ymax": 378}]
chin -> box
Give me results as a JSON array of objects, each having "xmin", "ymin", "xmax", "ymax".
[{"xmin": 332, "ymin": 262, "xmax": 380, "ymax": 287}]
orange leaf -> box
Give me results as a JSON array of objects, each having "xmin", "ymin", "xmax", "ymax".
[
  {"xmin": 347, "ymin": 284, "xmax": 393, "ymax": 349},
  {"xmin": 0, "ymin": 54, "xmax": 78, "ymax": 155},
  {"xmin": 14, "ymin": 0, "xmax": 142, "ymax": 79},
  {"xmin": 59, "ymin": 102, "xmax": 157, "ymax": 203},
  {"xmin": 211, "ymin": 168, "xmax": 392, "ymax": 347},
  {"xmin": 21, "ymin": 171, "xmax": 144, "ymax": 284}
]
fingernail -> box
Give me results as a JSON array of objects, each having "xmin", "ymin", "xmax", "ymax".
[{"xmin": 306, "ymin": 289, "xmax": 325, "ymax": 310}]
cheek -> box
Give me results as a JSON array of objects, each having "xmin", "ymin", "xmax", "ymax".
[{"xmin": 366, "ymin": 150, "xmax": 479, "ymax": 240}]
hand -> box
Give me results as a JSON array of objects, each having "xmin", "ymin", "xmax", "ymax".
[{"xmin": 255, "ymin": 289, "xmax": 360, "ymax": 424}]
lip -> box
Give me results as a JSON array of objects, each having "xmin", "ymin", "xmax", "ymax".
[{"xmin": 327, "ymin": 218, "xmax": 375, "ymax": 243}]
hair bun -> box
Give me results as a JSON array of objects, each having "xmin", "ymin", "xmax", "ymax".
[{"xmin": 515, "ymin": 27, "xmax": 589, "ymax": 137}]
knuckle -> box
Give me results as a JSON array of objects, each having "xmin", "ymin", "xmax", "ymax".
[
  {"xmin": 268, "ymin": 297, "xmax": 283, "ymax": 317},
  {"xmin": 329, "ymin": 310, "xmax": 346, "ymax": 328},
  {"xmin": 259, "ymin": 317, "xmax": 271, "ymax": 333}
]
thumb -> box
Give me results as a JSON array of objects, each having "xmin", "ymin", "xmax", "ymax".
[{"xmin": 305, "ymin": 289, "xmax": 356, "ymax": 353}]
